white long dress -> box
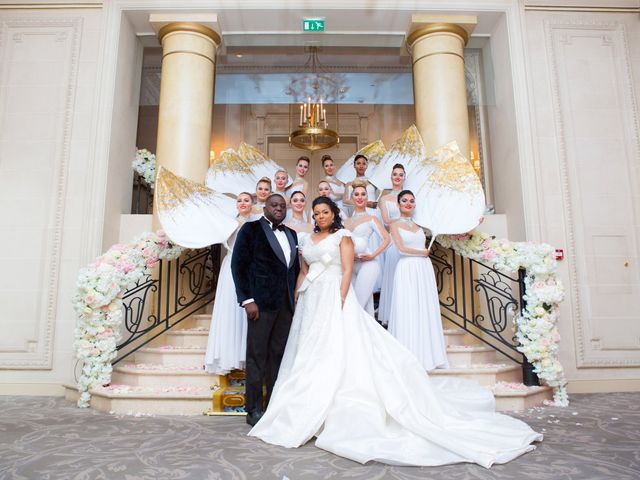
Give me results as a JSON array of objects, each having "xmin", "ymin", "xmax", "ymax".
[
  {"xmin": 204, "ymin": 226, "xmax": 248, "ymax": 374},
  {"xmin": 378, "ymin": 200, "xmax": 401, "ymax": 325},
  {"xmin": 350, "ymin": 219, "xmax": 382, "ymax": 316},
  {"xmin": 388, "ymin": 228, "xmax": 448, "ymax": 371},
  {"xmin": 249, "ymin": 229, "xmax": 542, "ymax": 467}
]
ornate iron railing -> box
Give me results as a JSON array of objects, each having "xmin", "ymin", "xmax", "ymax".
[
  {"xmin": 131, "ymin": 172, "xmax": 153, "ymax": 214},
  {"xmin": 114, "ymin": 244, "xmax": 221, "ymax": 364},
  {"xmin": 430, "ymin": 241, "xmax": 540, "ymax": 386}
]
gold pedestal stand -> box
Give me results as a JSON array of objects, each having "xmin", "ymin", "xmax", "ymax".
[{"xmin": 203, "ymin": 370, "xmax": 246, "ymax": 416}]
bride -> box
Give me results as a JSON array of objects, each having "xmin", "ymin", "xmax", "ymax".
[{"xmin": 249, "ymin": 197, "xmax": 542, "ymax": 468}]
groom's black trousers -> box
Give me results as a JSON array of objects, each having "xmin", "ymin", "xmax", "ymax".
[{"xmin": 245, "ymin": 292, "xmax": 293, "ymax": 415}]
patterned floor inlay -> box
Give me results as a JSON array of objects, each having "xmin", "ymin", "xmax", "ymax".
[{"xmin": 0, "ymin": 393, "xmax": 639, "ymax": 479}]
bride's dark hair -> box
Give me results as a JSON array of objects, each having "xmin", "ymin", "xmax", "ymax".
[{"xmin": 312, "ymin": 196, "xmax": 343, "ymax": 233}]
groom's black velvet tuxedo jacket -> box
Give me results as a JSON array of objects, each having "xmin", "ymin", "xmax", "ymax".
[{"xmin": 231, "ymin": 217, "xmax": 300, "ymax": 312}]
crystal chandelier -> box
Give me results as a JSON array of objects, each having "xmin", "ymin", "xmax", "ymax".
[{"xmin": 288, "ymin": 47, "xmax": 340, "ymax": 151}]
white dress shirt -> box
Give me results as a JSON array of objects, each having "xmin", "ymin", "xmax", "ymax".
[
  {"xmin": 264, "ymin": 216, "xmax": 291, "ymax": 266},
  {"xmin": 242, "ymin": 217, "xmax": 291, "ymax": 307}
]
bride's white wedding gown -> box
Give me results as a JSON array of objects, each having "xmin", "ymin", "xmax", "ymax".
[{"xmin": 249, "ymin": 229, "xmax": 542, "ymax": 468}]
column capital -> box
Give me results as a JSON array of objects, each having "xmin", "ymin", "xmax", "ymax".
[
  {"xmin": 406, "ymin": 14, "xmax": 477, "ymax": 48},
  {"xmin": 149, "ymin": 13, "xmax": 221, "ymax": 45}
]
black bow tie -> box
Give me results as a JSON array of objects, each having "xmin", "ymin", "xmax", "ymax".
[{"xmin": 272, "ymin": 223, "xmax": 286, "ymax": 232}]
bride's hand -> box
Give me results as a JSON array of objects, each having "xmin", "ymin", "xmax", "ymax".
[{"xmin": 359, "ymin": 253, "xmax": 375, "ymax": 262}]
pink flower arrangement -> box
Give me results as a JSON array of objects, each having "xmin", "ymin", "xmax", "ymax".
[{"xmin": 73, "ymin": 230, "xmax": 184, "ymax": 408}]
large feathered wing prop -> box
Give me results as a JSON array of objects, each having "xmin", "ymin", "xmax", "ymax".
[
  {"xmin": 407, "ymin": 141, "xmax": 486, "ymax": 249},
  {"xmin": 336, "ymin": 140, "xmax": 386, "ymax": 184},
  {"xmin": 238, "ymin": 142, "xmax": 292, "ymax": 187},
  {"xmin": 368, "ymin": 125, "xmax": 426, "ymax": 190},
  {"xmin": 156, "ymin": 166, "xmax": 238, "ymax": 248},
  {"xmin": 205, "ymin": 148, "xmax": 258, "ymax": 196}
]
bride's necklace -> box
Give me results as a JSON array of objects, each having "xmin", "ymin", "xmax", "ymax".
[
  {"xmin": 352, "ymin": 210, "xmax": 368, "ymax": 219},
  {"xmin": 289, "ymin": 215, "xmax": 306, "ymax": 225},
  {"xmin": 398, "ymin": 216, "xmax": 414, "ymax": 225}
]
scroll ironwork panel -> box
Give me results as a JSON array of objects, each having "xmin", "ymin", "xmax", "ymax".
[
  {"xmin": 115, "ymin": 244, "xmax": 221, "ymax": 364},
  {"xmin": 431, "ymin": 241, "xmax": 539, "ymax": 386}
]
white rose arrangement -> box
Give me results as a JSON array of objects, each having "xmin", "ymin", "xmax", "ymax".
[
  {"xmin": 438, "ymin": 231, "xmax": 568, "ymax": 406},
  {"xmin": 132, "ymin": 148, "xmax": 156, "ymax": 188},
  {"xmin": 73, "ymin": 231, "xmax": 183, "ymax": 408}
]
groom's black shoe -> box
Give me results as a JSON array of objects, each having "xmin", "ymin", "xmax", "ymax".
[{"xmin": 246, "ymin": 411, "xmax": 264, "ymax": 427}]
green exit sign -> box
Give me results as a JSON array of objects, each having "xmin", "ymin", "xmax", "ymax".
[{"xmin": 303, "ymin": 19, "xmax": 325, "ymax": 32}]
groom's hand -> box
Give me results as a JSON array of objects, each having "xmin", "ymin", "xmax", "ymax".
[{"xmin": 244, "ymin": 302, "xmax": 259, "ymax": 321}]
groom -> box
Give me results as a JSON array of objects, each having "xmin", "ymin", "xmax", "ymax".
[{"xmin": 231, "ymin": 194, "xmax": 300, "ymax": 426}]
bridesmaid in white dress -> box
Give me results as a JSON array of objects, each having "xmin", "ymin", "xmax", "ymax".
[
  {"xmin": 249, "ymin": 196, "xmax": 542, "ymax": 467},
  {"xmin": 377, "ymin": 163, "xmax": 405, "ymax": 326},
  {"xmin": 204, "ymin": 192, "xmax": 254, "ymax": 374},
  {"xmin": 344, "ymin": 154, "xmax": 378, "ymax": 213},
  {"xmin": 346, "ymin": 181, "xmax": 390, "ymax": 316},
  {"xmin": 321, "ymin": 154, "xmax": 345, "ymax": 211},
  {"xmin": 388, "ymin": 190, "xmax": 449, "ymax": 371},
  {"xmin": 285, "ymin": 191, "xmax": 313, "ymax": 237},
  {"xmin": 273, "ymin": 169, "xmax": 290, "ymax": 204},
  {"xmin": 317, "ymin": 180, "xmax": 347, "ymax": 219},
  {"xmin": 251, "ymin": 177, "xmax": 272, "ymax": 219},
  {"xmin": 286, "ymin": 156, "xmax": 310, "ymax": 197}
]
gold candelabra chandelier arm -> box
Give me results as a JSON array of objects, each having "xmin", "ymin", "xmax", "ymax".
[{"xmin": 298, "ymin": 98, "xmax": 328, "ymax": 129}]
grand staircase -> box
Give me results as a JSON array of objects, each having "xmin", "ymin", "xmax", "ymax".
[{"xmin": 64, "ymin": 312, "xmax": 552, "ymax": 415}]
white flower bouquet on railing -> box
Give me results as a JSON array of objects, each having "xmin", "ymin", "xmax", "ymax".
[
  {"xmin": 72, "ymin": 230, "xmax": 183, "ymax": 408},
  {"xmin": 438, "ymin": 231, "xmax": 568, "ymax": 407},
  {"xmin": 132, "ymin": 148, "xmax": 156, "ymax": 188}
]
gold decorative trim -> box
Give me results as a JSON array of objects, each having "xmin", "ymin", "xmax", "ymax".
[
  {"xmin": 289, "ymin": 127, "xmax": 339, "ymax": 151},
  {"xmin": 158, "ymin": 22, "xmax": 221, "ymax": 45},
  {"xmin": 413, "ymin": 50, "xmax": 464, "ymax": 65},
  {"xmin": 162, "ymin": 50, "xmax": 215, "ymax": 65},
  {"xmin": 406, "ymin": 23, "xmax": 469, "ymax": 48}
]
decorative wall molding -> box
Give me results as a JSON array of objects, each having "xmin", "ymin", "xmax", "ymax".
[
  {"xmin": 0, "ymin": 16, "xmax": 83, "ymax": 369},
  {"xmin": 545, "ymin": 18, "xmax": 640, "ymax": 367}
]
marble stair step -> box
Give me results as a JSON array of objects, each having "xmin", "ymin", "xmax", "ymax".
[
  {"xmin": 64, "ymin": 378, "xmax": 553, "ymax": 415},
  {"xmin": 188, "ymin": 314, "xmax": 212, "ymax": 330},
  {"xmin": 64, "ymin": 384, "xmax": 212, "ymax": 415},
  {"xmin": 111, "ymin": 363, "xmax": 218, "ymax": 388},
  {"xmin": 429, "ymin": 363, "xmax": 522, "ymax": 387},
  {"xmin": 443, "ymin": 329, "xmax": 469, "ymax": 346},
  {"xmin": 166, "ymin": 328, "xmax": 210, "ymax": 348},
  {"xmin": 134, "ymin": 346, "xmax": 205, "ymax": 367},
  {"xmin": 446, "ymin": 345, "xmax": 496, "ymax": 366},
  {"xmin": 493, "ymin": 384, "xmax": 553, "ymax": 411}
]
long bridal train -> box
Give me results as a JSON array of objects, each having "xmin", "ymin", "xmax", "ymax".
[{"xmin": 249, "ymin": 230, "xmax": 542, "ymax": 468}]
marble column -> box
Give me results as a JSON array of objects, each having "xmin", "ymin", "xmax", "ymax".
[
  {"xmin": 406, "ymin": 15, "xmax": 476, "ymax": 157},
  {"xmin": 150, "ymin": 16, "xmax": 220, "ymax": 225}
]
